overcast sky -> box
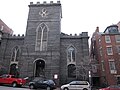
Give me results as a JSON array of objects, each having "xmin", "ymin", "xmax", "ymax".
[{"xmin": 0, "ymin": 0, "xmax": 120, "ymax": 37}]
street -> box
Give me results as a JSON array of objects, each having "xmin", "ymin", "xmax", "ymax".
[
  {"xmin": 0, "ymin": 86, "xmax": 60, "ymax": 90},
  {"xmin": 0, "ymin": 86, "xmax": 29, "ymax": 90}
]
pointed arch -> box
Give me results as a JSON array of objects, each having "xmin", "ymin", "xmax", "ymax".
[
  {"xmin": 33, "ymin": 58, "xmax": 46, "ymax": 77},
  {"xmin": 33, "ymin": 58, "xmax": 46, "ymax": 63},
  {"xmin": 67, "ymin": 45, "xmax": 76, "ymax": 63},
  {"xmin": 68, "ymin": 64, "xmax": 76, "ymax": 78},
  {"xmin": 11, "ymin": 46, "xmax": 20, "ymax": 62},
  {"xmin": 9, "ymin": 63, "xmax": 19, "ymax": 77},
  {"xmin": 35, "ymin": 22, "xmax": 49, "ymax": 51},
  {"xmin": 9, "ymin": 46, "xmax": 20, "ymax": 77}
]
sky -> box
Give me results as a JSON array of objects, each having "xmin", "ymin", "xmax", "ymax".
[{"xmin": 0, "ymin": 0, "xmax": 120, "ymax": 38}]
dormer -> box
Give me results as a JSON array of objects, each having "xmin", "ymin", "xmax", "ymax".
[{"xmin": 104, "ymin": 25, "xmax": 119, "ymax": 34}]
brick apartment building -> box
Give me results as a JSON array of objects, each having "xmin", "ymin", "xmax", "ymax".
[
  {"xmin": 0, "ymin": 19, "xmax": 13, "ymax": 34},
  {"xmin": 0, "ymin": 1, "xmax": 89, "ymax": 85},
  {"xmin": 90, "ymin": 25, "xmax": 120, "ymax": 87},
  {"xmin": 0, "ymin": 19, "xmax": 13, "ymax": 47}
]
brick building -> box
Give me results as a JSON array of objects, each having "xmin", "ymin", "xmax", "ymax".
[
  {"xmin": 0, "ymin": 1, "xmax": 89, "ymax": 85},
  {"xmin": 90, "ymin": 25, "xmax": 120, "ymax": 87},
  {"xmin": 0, "ymin": 19, "xmax": 13, "ymax": 34},
  {"xmin": 0, "ymin": 19, "xmax": 13, "ymax": 54}
]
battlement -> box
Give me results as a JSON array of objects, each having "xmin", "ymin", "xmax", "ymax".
[
  {"xmin": 2, "ymin": 33, "xmax": 25, "ymax": 40},
  {"xmin": 61, "ymin": 32, "xmax": 89, "ymax": 38},
  {"xmin": 9, "ymin": 34, "xmax": 24, "ymax": 36},
  {"xmin": 29, "ymin": 1, "xmax": 61, "ymax": 6},
  {"xmin": 9, "ymin": 34, "xmax": 25, "ymax": 38}
]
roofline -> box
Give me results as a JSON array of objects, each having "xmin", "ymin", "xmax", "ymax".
[{"xmin": 104, "ymin": 25, "xmax": 118, "ymax": 33}]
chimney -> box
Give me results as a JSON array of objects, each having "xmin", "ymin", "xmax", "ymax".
[{"xmin": 96, "ymin": 27, "xmax": 99, "ymax": 32}]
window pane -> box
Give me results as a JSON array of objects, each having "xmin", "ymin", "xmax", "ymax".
[
  {"xmin": 35, "ymin": 23, "xmax": 48, "ymax": 51},
  {"xmin": 109, "ymin": 61, "xmax": 117, "ymax": 74},
  {"xmin": 11, "ymin": 46, "xmax": 19, "ymax": 61},
  {"xmin": 42, "ymin": 41, "xmax": 47, "ymax": 51},
  {"xmin": 109, "ymin": 61, "xmax": 116, "ymax": 70},
  {"xmin": 115, "ymin": 35, "xmax": 120, "ymax": 43},
  {"xmin": 101, "ymin": 61, "xmax": 105, "ymax": 71},
  {"xmin": 67, "ymin": 46, "xmax": 75, "ymax": 62},
  {"xmin": 106, "ymin": 47, "xmax": 113, "ymax": 55},
  {"xmin": 105, "ymin": 36, "xmax": 111, "ymax": 43},
  {"xmin": 117, "ymin": 46, "xmax": 120, "ymax": 53}
]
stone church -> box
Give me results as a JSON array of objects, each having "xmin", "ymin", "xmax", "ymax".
[{"xmin": 0, "ymin": 1, "xmax": 89, "ymax": 84}]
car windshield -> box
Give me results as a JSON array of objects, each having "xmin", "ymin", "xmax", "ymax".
[
  {"xmin": 43, "ymin": 80, "xmax": 55, "ymax": 84},
  {"xmin": 48, "ymin": 80, "xmax": 55, "ymax": 84},
  {"xmin": 69, "ymin": 81, "xmax": 77, "ymax": 84}
]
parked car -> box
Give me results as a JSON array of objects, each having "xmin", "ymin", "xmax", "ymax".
[
  {"xmin": 99, "ymin": 85, "xmax": 120, "ymax": 90},
  {"xmin": 61, "ymin": 81, "xmax": 91, "ymax": 90},
  {"xmin": 29, "ymin": 77, "xmax": 56, "ymax": 90},
  {"xmin": 0, "ymin": 74, "xmax": 26, "ymax": 87}
]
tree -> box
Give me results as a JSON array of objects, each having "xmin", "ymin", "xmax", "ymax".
[
  {"xmin": 0, "ymin": 66, "xmax": 7, "ymax": 75},
  {"xmin": 77, "ymin": 56, "xmax": 91, "ymax": 80}
]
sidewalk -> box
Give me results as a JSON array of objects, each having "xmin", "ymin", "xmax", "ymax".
[
  {"xmin": 23, "ymin": 85, "xmax": 61, "ymax": 90},
  {"xmin": 55, "ymin": 88, "xmax": 60, "ymax": 90}
]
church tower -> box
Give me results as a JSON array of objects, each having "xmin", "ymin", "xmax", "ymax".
[{"xmin": 21, "ymin": 1, "xmax": 62, "ymax": 80}]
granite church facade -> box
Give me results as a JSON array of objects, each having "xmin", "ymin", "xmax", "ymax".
[{"xmin": 0, "ymin": 1, "xmax": 89, "ymax": 84}]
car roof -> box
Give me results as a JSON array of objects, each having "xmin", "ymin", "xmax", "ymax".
[
  {"xmin": 70, "ymin": 81, "xmax": 89, "ymax": 84},
  {"xmin": 71, "ymin": 81, "xmax": 88, "ymax": 82}
]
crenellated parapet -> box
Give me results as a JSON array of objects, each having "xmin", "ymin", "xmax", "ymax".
[
  {"xmin": 2, "ymin": 33, "xmax": 25, "ymax": 40},
  {"xmin": 9, "ymin": 34, "xmax": 25, "ymax": 39},
  {"xmin": 61, "ymin": 32, "xmax": 89, "ymax": 38},
  {"xmin": 9, "ymin": 34, "xmax": 24, "ymax": 37},
  {"xmin": 29, "ymin": 1, "xmax": 61, "ymax": 6}
]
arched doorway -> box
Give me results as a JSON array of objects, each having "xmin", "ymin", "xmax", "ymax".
[
  {"xmin": 34, "ymin": 59, "xmax": 45, "ymax": 77},
  {"xmin": 68, "ymin": 64, "xmax": 76, "ymax": 78},
  {"xmin": 9, "ymin": 63, "xmax": 19, "ymax": 77}
]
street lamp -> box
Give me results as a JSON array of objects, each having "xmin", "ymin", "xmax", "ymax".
[{"xmin": 89, "ymin": 71, "xmax": 91, "ymax": 86}]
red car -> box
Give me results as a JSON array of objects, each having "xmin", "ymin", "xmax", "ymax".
[
  {"xmin": 99, "ymin": 85, "xmax": 120, "ymax": 90},
  {"xmin": 0, "ymin": 74, "xmax": 26, "ymax": 87}
]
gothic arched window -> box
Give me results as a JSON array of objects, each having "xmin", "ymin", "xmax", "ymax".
[
  {"xmin": 11, "ymin": 46, "xmax": 20, "ymax": 62},
  {"xmin": 67, "ymin": 46, "xmax": 75, "ymax": 62},
  {"xmin": 35, "ymin": 23, "xmax": 48, "ymax": 51}
]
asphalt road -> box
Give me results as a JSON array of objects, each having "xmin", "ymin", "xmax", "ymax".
[
  {"xmin": 0, "ymin": 86, "xmax": 29, "ymax": 90},
  {"xmin": 0, "ymin": 86, "xmax": 60, "ymax": 90}
]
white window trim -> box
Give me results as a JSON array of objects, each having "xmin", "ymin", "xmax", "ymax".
[
  {"xmin": 67, "ymin": 45, "xmax": 76, "ymax": 64},
  {"xmin": 110, "ymin": 70, "xmax": 117, "ymax": 74},
  {"xmin": 106, "ymin": 46, "xmax": 113, "ymax": 55},
  {"xmin": 108, "ymin": 59, "xmax": 117, "ymax": 74},
  {"xmin": 101, "ymin": 60, "xmax": 105, "ymax": 71},
  {"xmin": 10, "ymin": 46, "xmax": 19, "ymax": 62},
  {"xmin": 105, "ymin": 35, "xmax": 111, "ymax": 43},
  {"xmin": 116, "ymin": 45, "xmax": 120, "ymax": 54},
  {"xmin": 35, "ymin": 23, "xmax": 48, "ymax": 51},
  {"xmin": 108, "ymin": 59, "xmax": 114, "ymax": 61},
  {"xmin": 115, "ymin": 35, "xmax": 120, "ymax": 43},
  {"xmin": 99, "ymin": 47, "xmax": 102, "ymax": 56}
]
